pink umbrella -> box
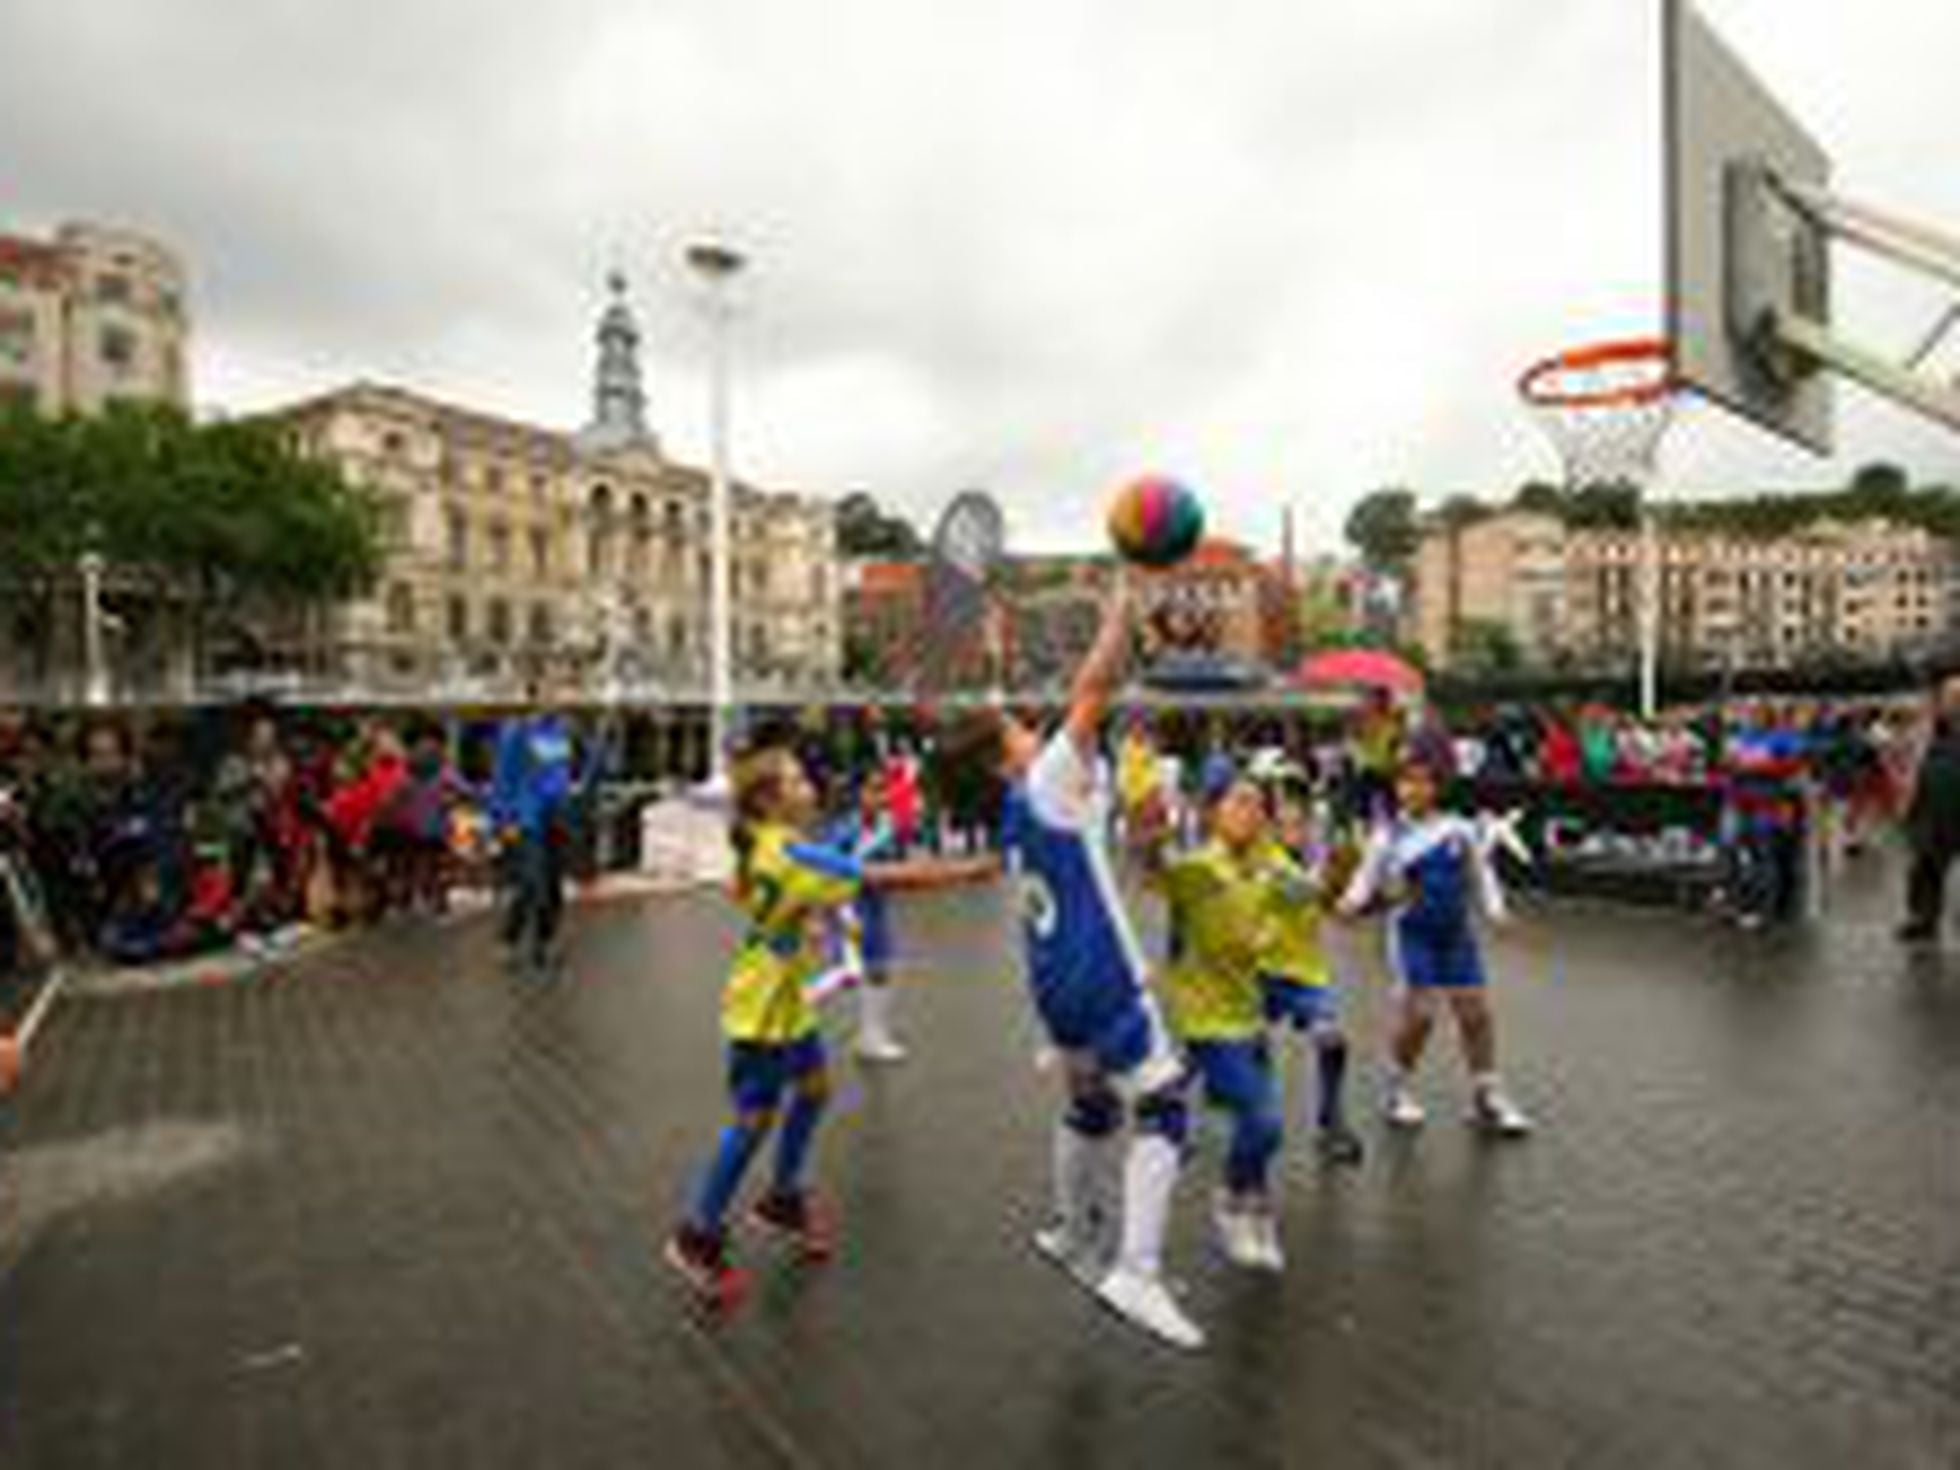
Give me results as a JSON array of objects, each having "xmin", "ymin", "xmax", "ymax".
[{"xmin": 1293, "ymin": 648, "xmax": 1424, "ymax": 696}]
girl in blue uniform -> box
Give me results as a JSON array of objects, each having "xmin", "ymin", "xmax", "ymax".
[
  {"xmin": 1340, "ymin": 757, "xmax": 1532, "ymax": 1136},
  {"xmin": 943, "ymin": 577, "xmax": 1205, "ymax": 1352},
  {"xmin": 841, "ymin": 774, "xmax": 906, "ymax": 1062}
]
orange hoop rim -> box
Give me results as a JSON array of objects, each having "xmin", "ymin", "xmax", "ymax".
[{"xmin": 1518, "ymin": 337, "xmax": 1674, "ymax": 410}]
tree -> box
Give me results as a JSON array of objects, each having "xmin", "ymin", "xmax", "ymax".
[
  {"xmin": 836, "ymin": 492, "xmax": 925, "ymax": 559},
  {"xmin": 1565, "ymin": 480, "xmax": 1642, "ymax": 530},
  {"xmin": 1344, "ymin": 488, "xmax": 1420, "ymax": 573},
  {"xmin": 0, "ymin": 401, "xmax": 381, "ymax": 683},
  {"xmin": 1850, "ymin": 461, "xmax": 1909, "ymax": 503},
  {"xmin": 1512, "ymin": 480, "xmax": 1567, "ymax": 517}
]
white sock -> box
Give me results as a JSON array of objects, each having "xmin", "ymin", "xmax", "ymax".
[
  {"xmin": 858, "ymin": 985, "xmax": 895, "ymax": 1042},
  {"xmin": 1052, "ymin": 1122, "xmax": 1098, "ymax": 1239},
  {"xmin": 1116, "ymin": 1134, "xmax": 1181, "ymax": 1281},
  {"xmin": 1473, "ymin": 1071, "xmax": 1500, "ymax": 1098},
  {"xmin": 1087, "ymin": 1135, "xmax": 1124, "ymax": 1259}
]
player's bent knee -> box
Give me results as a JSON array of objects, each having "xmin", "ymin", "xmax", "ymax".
[
  {"xmin": 1246, "ymin": 1108, "xmax": 1283, "ymax": 1162},
  {"xmin": 1133, "ymin": 1088, "xmax": 1190, "ymax": 1146},
  {"xmin": 1066, "ymin": 1087, "xmax": 1124, "ymax": 1139}
]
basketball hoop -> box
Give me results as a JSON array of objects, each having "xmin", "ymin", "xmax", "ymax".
[
  {"xmin": 1519, "ymin": 336, "xmax": 1677, "ymax": 721},
  {"xmin": 1518, "ymin": 337, "xmax": 1676, "ymax": 489}
]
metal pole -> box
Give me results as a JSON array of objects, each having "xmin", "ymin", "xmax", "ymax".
[
  {"xmin": 79, "ymin": 551, "xmax": 107, "ymax": 709},
  {"xmin": 1638, "ymin": 509, "xmax": 1659, "ymax": 721},
  {"xmin": 685, "ymin": 240, "xmax": 745, "ymax": 785}
]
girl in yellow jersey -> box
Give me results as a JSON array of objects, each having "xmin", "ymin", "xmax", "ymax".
[
  {"xmin": 1258, "ymin": 781, "xmax": 1366, "ymax": 1168},
  {"xmin": 1147, "ymin": 759, "xmax": 1290, "ymax": 1273},
  {"xmin": 665, "ymin": 746, "xmax": 866, "ymax": 1311}
]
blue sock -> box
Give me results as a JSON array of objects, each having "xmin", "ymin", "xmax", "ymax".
[
  {"xmin": 1316, "ymin": 1036, "xmax": 1349, "ymax": 1130},
  {"xmin": 772, "ymin": 1092, "xmax": 827, "ymax": 1196},
  {"xmin": 691, "ymin": 1121, "xmax": 766, "ymax": 1233}
]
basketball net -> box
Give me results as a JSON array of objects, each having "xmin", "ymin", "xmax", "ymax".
[
  {"xmin": 1518, "ymin": 338, "xmax": 1677, "ymax": 717},
  {"xmin": 1519, "ymin": 338, "xmax": 1675, "ymax": 491}
]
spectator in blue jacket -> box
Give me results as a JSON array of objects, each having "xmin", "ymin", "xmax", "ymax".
[{"xmin": 492, "ymin": 706, "xmax": 604, "ymax": 973}]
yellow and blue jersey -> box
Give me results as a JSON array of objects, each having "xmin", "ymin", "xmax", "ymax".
[
  {"xmin": 722, "ymin": 822, "xmax": 863, "ymax": 1044},
  {"xmin": 1255, "ymin": 838, "xmax": 1332, "ymax": 991},
  {"xmin": 1154, "ymin": 840, "xmax": 1274, "ymax": 1042}
]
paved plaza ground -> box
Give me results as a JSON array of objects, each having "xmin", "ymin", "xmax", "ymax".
[{"xmin": 4, "ymin": 854, "xmax": 1958, "ymax": 1469}]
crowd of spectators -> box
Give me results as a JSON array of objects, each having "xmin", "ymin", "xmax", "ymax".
[
  {"xmin": 0, "ymin": 708, "xmax": 519, "ymax": 972},
  {"xmin": 0, "ymin": 689, "xmax": 1941, "ymax": 994}
]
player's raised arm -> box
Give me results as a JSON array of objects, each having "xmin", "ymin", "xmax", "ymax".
[
  {"xmin": 1062, "ymin": 573, "xmax": 1134, "ymax": 760},
  {"xmin": 1337, "ymin": 826, "xmax": 1391, "ymax": 917},
  {"xmin": 1466, "ymin": 819, "xmax": 1511, "ymax": 926}
]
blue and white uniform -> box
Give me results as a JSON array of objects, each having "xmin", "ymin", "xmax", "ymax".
[
  {"xmin": 1003, "ymin": 733, "xmax": 1180, "ymax": 1091},
  {"xmin": 1345, "ymin": 815, "xmax": 1506, "ymax": 991}
]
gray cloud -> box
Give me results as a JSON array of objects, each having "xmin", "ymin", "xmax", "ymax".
[{"xmin": 4, "ymin": 0, "xmax": 1956, "ymax": 555}]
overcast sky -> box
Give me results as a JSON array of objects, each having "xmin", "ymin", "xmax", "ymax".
[{"xmin": 4, "ymin": 0, "xmax": 1957, "ymax": 555}]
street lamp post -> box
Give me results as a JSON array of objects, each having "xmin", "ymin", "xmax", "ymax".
[
  {"xmin": 78, "ymin": 550, "xmax": 108, "ymax": 709},
  {"xmin": 684, "ymin": 238, "xmax": 746, "ymax": 785}
]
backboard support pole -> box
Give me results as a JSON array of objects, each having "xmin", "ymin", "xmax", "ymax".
[
  {"xmin": 1774, "ymin": 311, "xmax": 1960, "ymax": 436},
  {"xmin": 1742, "ymin": 172, "xmax": 1960, "ymax": 435}
]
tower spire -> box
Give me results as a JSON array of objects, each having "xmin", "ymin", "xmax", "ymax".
[{"xmin": 578, "ymin": 270, "xmax": 657, "ymax": 454}]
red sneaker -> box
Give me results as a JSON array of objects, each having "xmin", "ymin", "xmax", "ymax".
[
  {"xmin": 664, "ymin": 1224, "xmax": 749, "ymax": 1313},
  {"xmin": 749, "ymin": 1190, "xmax": 837, "ymax": 1264}
]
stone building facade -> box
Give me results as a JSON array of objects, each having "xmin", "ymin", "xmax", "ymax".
[
  {"xmin": 0, "ymin": 221, "xmax": 189, "ymax": 416},
  {"xmin": 277, "ymin": 277, "xmax": 841, "ymax": 701},
  {"xmin": 1413, "ymin": 507, "xmax": 1960, "ymax": 673}
]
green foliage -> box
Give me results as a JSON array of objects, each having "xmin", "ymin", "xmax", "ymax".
[
  {"xmin": 1489, "ymin": 463, "xmax": 1960, "ymax": 540},
  {"xmin": 1344, "ymin": 487, "xmax": 1420, "ymax": 572},
  {"xmin": 837, "ymin": 491, "xmax": 925, "ymax": 559},
  {"xmin": 0, "ymin": 399, "xmax": 380, "ymax": 614}
]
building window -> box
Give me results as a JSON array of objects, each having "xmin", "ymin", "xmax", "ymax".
[
  {"xmin": 385, "ymin": 584, "xmax": 416, "ymax": 634},
  {"xmin": 633, "ymin": 607, "xmax": 653, "ymax": 645},
  {"xmin": 381, "ymin": 430, "xmax": 407, "ymax": 458},
  {"xmin": 529, "ymin": 527, "xmax": 550, "ymax": 578},
  {"xmin": 488, "ymin": 520, "xmax": 511, "ymax": 574},
  {"xmin": 528, "ymin": 603, "xmax": 553, "ymax": 645},
  {"xmin": 487, "ymin": 598, "xmax": 512, "ymax": 645},
  {"xmin": 485, "ymin": 464, "xmax": 505, "ymax": 496},
  {"xmin": 96, "ymin": 274, "xmax": 132, "ymax": 305},
  {"xmin": 668, "ymin": 614, "xmax": 688, "ymax": 660},
  {"xmin": 530, "ymin": 474, "xmax": 548, "ymax": 504},
  {"xmin": 99, "ymin": 324, "xmax": 137, "ymax": 372},
  {"xmin": 446, "ymin": 508, "xmax": 469, "ymax": 571},
  {"xmin": 447, "ymin": 594, "xmax": 470, "ymax": 643}
]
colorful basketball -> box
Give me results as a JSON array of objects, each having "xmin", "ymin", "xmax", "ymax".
[{"xmin": 1107, "ymin": 475, "xmax": 1205, "ymax": 569}]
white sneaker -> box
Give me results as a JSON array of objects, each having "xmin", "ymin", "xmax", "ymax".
[
  {"xmin": 1211, "ymin": 1192, "xmax": 1265, "ymax": 1271},
  {"xmin": 1385, "ymin": 1086, "xmax": 1427, "ymax": 1130},
  {"xmin": 1246, "ymin": 1209, "xmax": 1286, "ymax": 1274},
  {"xmin": 1095, "ymin": 1266, "xmax": 1206, "ymax": 1351},
  {"xmin": 1033, "ymin": 1224, "xmax": 1102, "ymax": 1286},
  {"xmin": 854, "ymin": 1031, "xmax": 908, "ymax": 1064},
  {"xmin": 1471, "ymin": 1088, "xmax": 1534, "ymax": 1137}
]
